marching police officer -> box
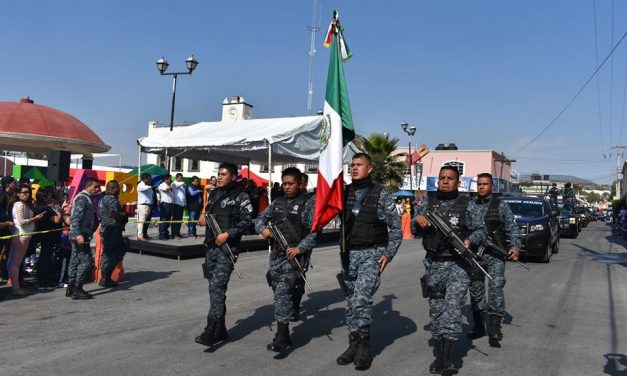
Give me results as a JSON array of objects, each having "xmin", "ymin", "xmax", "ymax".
[
  {"xmin": 195, "ymin": 162, "xmax": 253, "ymax": 347},
  {"xmin": 336, "ymin": 153, "xmax": 402, "ymax": 371},
  {"xmin": 412, "ymin": 166, "xmax": 485, "ymax": 375},
  {"xmin": 289, "ymin": 172, "xmax": 315, "ymax": 322},
  {"xmin": 98, "ymin": 180, "xmax": 128, "ymax": 288},
  {"xmin": 467, "ymin": 173, "xmax": 520, "ymax": 348},
  {"xmin": 67, "ymin": 177, "xmax": 99, "ymax": 300},
  {"xmin": 255, "ymin": 167, "xmax": 317, "ymax": 353}
]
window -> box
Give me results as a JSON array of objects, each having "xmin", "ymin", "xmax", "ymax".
[
  {"xmin": 188, "ymin": 159, "xmax": 200, "ymax": 172},
  {"xmin": 283, "ymin": 163, "xmax": 297, "ymax": 169},
  {"xmin": 172, "ymin": 157, "xmax": 183, "ymax": 171},
  {"xmin": 259, "ymin": 164, "xmax": 275, "ymax": 173},
  {"xmin": 442, "ymin": 160, "xmax": 465, "ymax": 176},
  {"xmin": 306, "ymin": 163, "xmax": 318, "ymax": 173},
  {"xmin": 157, "ymin": 155, "xmax": 167, "ymax": 169}
]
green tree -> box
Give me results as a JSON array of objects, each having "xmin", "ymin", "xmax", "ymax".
[{"xmin": 354, "ymin": 133, "xmax": 405, "ymax": 190}]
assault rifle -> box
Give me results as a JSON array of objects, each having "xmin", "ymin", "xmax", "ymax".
[
  {"xmin": 268, "ymin": 223, "xmax": 313, "ymax": 293},
  {"xmin": 424, "ymin": 211, "xmax": 492, "ymax": 280},
  {"xmin": 206, "ymin": 213, "xmax": 243, "ymax": 279},
  {"xmin": 478, "ymin": 232, "xmax": 529, "ymax": 270}
]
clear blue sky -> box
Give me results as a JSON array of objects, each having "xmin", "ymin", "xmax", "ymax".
[{"xmin": 1, "ymin": 0, "xmax": 625, "ymax": 184}]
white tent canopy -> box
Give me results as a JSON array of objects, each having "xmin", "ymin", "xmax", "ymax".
[{"xmin": 138, "ymin": 115, "xmax": 358, "ymax": 165}]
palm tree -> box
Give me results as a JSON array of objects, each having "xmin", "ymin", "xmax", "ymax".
[{"xmin": 355, "ymin": 133, "xmax": 406, "ymax": 190}]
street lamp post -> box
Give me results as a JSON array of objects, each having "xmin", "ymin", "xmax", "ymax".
[
  {"xmin": 401, "ymin": 121, "xmax": 417, "ymax": 190},
  {"xmin": 156, "ymin": 55, "xmax": 199, "ymax": 132}
]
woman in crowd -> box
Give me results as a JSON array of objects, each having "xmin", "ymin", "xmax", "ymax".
[
  {"xmin": 9, "ymin": 183, "xmax": 44, "ymax": 295},
  {"xmin": 33, "ymin": 188, "xmax": 63, "ymax": 289}
]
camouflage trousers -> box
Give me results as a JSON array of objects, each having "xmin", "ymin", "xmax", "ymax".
[
  {"xmin": 68, "ymin": 239, "xmax": 94, "ymax": 285},
  {"xmin": 469, "ymin": 251, "xmax": 506, "ymax": 316},
  {"xmin": 100, "ymin": 228, "xmax": 123, "ymax": 278},
  {"xmin": 268, "ymin": 255, "xmax": 298, "ymax": 324},
  {"xmin": 205, "ymin": 246, "xmax": 235, "ymax": 319},
  {"xmin": 343, "ymin": 247, "xmax": 383, "ymax": 332},
  {"xmin": 424, "ymin": 258, "xmax": 471, "ymax": 341}
]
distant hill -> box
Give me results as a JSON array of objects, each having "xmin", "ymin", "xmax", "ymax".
[{"xmin": 519, "ymin": 173, "xmax": 596, "ymax": 186}]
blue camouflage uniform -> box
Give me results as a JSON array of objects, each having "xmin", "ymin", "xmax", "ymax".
[
  {"xmin": 99, "ymin": 193, "xmax": 127, "ymax": 281},
  {"xmin": 342, "ymin": 179, "xmax": 402, "ymax": 333},
  {"xmin": 468, "ymin": 195, "xmax": 520, "ymax": 317},
  {"xmin": 203, "ymin": 183, "xmax": 252, "ymax": 320},
  {"xmin": 412, "ymin": 192, "xmax": 485, "ymax": 341},
  {"xmin": 68, "ymin": 190, "xmax": 96, "ymax": 286},
  {"xmin": 255, "ymin": 193, "xmax": 317, "ymax": 324}
]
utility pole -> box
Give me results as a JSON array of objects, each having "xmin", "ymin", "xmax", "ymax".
[{"xmin": 611, "ymin": 145, "xmax": 626, "ymax": 198}]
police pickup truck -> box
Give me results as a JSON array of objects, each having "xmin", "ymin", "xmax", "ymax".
[{"xmin": 501, "ymin": 196, "xmax": 560, "ymax": 263}]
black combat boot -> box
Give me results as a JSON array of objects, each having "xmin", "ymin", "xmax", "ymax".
[
  {"xmin": 353, "ymin": 330, "xmax": 372, "ymax": 370},
  {"xmin": 467, "ymin": 310, "xmax": 486, "ymax": 340},
  {"xmin": 99, "ymin": 271, "xmax": 119, "ymax": 287},
  {"xmin": 267, "ymin": 322, "xmax": 292, "ymax": 352},
  {"xmin": 429, "ymin": 339, "xmax": 442, "ymax": 374},
  {"xmin": 436, "ymin": 338, "xmax": 458, "ymax": 375},
  {"xmin": 205, "ymin": 316, "xmax": 228, "ymax": 346},
  {"xmin": 71, "ymin": 284, "xmax": 93, "ymax": 300},
  {"xmin": 194, "ymin": 316, "xmax": 216, "ymax": 346},
  {"xmin": 291, "ymin": 294, "xmax": 303, "ymax": 322},
  {"xmin": 488, "ymin": 314, "xmax": 503, "ymax": 348},
  {"xmin": 337, "ymin": 331, "xmax": 359, "ymax": 365},
  {"xmin": 65, "ymin": 284, "xmax": 74, "ymax": 297}
]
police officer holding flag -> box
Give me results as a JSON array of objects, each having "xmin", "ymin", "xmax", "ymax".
[{"xmin": 336, "ymin": 152, "xmax": 402, "ymax": 371}]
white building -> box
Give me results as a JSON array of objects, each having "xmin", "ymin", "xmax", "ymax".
[{"xmin": 145, "ymin": 96, "xmax": 321, "ymax": 190}]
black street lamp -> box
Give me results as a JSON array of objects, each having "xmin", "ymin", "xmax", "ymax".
[
  {"xmin": 401, "ymin": 121, "xmax": 417, "ymax": 190},
  {"xmin": 156, "ymin": 55, "xmax": 199, "ymax": 131}
]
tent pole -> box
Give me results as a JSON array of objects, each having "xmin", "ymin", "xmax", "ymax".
[
  {"xmin": 247, "ymin": 161, "xmax": 250, "ymax": 180},
  {"xmin": 137, "ymin": 144, "xmax": 142, "ymax": 181},
  {"xmin": 267, "ymin": 140, "xmax": 272, "ymax": 204}
]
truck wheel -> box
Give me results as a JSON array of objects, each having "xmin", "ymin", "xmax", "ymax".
[
  {"xmin": 540, "ymin": 242, "xmax": 551, "ymax": 263},
  {"xmin": 552, "ymin": 236, "xmax": 559, "ymax": 254}
]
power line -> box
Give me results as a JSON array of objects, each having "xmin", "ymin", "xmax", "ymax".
[{"xmin": 515, "ymin": 29, "xmax": 627, "ymax": 154}]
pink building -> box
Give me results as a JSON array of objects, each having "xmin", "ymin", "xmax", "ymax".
[{"xmin": 394, "ymin": 147, "xmax": 515, "ymax": 192}]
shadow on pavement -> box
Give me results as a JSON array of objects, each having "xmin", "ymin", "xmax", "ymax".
[
  {"xmin": 89, "ymin": 270, "xmax": 179, "ymax": 296},
  {"xmin": 291, "ymin": 288, "xmax": 345, "ymax": 348},
  {"xmin": 371, "ymin": 294, "xmax": 417, "ymax": 357}
]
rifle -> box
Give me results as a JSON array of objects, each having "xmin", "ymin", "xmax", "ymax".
[
  {"xmin": 267, "ymin": 223, "xmax": 313, "ymax": 293},
  {"xmin": 479, "ymin": 232, "xmax": 529, "ymax": 270},
  {"xmin": 206, "ymin": 213, "xmax": 244, "ymax": 279},
  {"xmin": 424, "ymin": 211, "xmax": 492, "ymax": 280}
]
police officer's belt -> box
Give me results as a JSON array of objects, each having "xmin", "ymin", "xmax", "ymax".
[
  {"xmin": 427, "ymin": 255, "xmax": 459, "ymax": 262},
  {"xmin": 350, "ymin": 243, "xmax": 386, "ymax": 250}
]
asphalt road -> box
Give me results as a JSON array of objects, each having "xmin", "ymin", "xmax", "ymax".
[{"xmin": 1, "ymin": 222, "xmax": 626, "ymax": 376}]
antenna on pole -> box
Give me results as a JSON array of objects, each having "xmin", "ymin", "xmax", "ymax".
[{"xmin": 307, "ymin": 0, "xmax": 320, "ymax": 113}]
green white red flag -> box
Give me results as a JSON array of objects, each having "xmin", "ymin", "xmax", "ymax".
[{"xmin": 311, "ymin": 10, "xmax": 356, "ymax": 233}]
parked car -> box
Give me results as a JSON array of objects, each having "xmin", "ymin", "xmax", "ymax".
[
  {"xmin": 575, "ymin": 206, "xmax": 591, "ymax": 228},
  {"xmin": 559, "ymin": 203, "xmax": 579, "ymax": 238},
  {"xmin": 502, "ymin": 196, "xmax": 560, "ymax": 263}
]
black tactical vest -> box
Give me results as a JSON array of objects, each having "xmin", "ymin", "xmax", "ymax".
[
  {"xmin": 484, "ymin": 196, "xmax": 507, "ymax": 256},
  {"xmin": 423, "ymin": 194, "xmax": 470, "ymax": 258},
  {"xmin": 344, "ymin": 182, "xmax": 388, "ymax": 247},
  {"xmin": 272, "ymin": 194, "xmax": 308, "ymax": 247},
  {"xmin": 205, "ymin": 185, "xmax": 243, "ymax": 235}
]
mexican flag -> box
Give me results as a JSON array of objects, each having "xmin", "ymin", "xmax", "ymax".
[{"xmin": 311, "ymin": 10, "xmax": 355, "ymax": 233}]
